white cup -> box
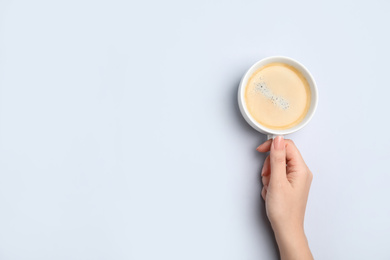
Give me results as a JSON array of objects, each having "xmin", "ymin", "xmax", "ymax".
[{"xmin": 238, "ymin": 56, "xmax": 318, "ymax": 139}]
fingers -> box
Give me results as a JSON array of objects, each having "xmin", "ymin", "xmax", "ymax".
[
  {"xmin": 285, "ymin": 140, "xmax": 305, "ymax": 166},
  {"xmin": 257, "ymin": 138, "xmax": 308, "ymax": 187},
  {"xmin": 261, "ymin": 155, "xmax": 270, "ymax": 189},
  {"xmin": 256, "ymin": 139, "xmax": 272, "ymax": 152},
  {"xmin": 261, "ymin": 184, "xmax": 268, "ymax": 200},
  {"xmin": 261, "ymin": 155, "xmax": 270, "ymax": 176},
  {"xmin": 257, "ymin": 139, "xmax": 305, "ymax": 167},
  {"xmin": 262, "ymin": 174, "xmax": 270, "ymax": 186},
  {"xmin": 269, "ymin": 136, "xmax": 287, "ymax": 183}
]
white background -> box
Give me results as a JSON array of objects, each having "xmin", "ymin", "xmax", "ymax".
[{"xmin": 1, "ymin": 0, "xmax": 389, "ymax": 259}]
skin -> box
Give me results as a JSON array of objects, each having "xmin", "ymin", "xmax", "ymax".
[{"xmin": 256, "ymin": 136, "xmax": 313, "ymax": 260}]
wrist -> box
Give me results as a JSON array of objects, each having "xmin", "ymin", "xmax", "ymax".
[
  {"xmin": 273, "ymin": 224, "xmax": 312, "ymax": 260},
  {"xmin": 274, "ymin": 224, "xmax": 305, "ymax": 245},
  {"xmin": 271, "ymin": 220, "xmax": 304, "ymax": 240}
]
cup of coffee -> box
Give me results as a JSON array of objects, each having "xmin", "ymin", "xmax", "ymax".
[{"xmin": 238, "ymin": 56, "xmax": 318, "ymax": 139}]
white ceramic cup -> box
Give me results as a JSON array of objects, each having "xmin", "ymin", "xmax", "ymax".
[{"xmin": 238, "ymin": 56, "xmax": 318, "ymax": 139}]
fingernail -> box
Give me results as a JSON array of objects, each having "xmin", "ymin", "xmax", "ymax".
[
  {"xmin": 256, "ymin": 146, "xmax": 261, "ymax": 152},
  {"xmin": 261, "ymin": 165, "xmax": 266, "ymax": 176},
  {"xmin": 273, "ymin": 136, "xmax": 284, "ymax": 150},
  {"xmin": 264, "ymin": 184, "xmax": 268, "ymax": 190}
]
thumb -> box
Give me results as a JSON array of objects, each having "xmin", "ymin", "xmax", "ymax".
[{"xmin": 270, "ymin": 136, "xmax": 287, "ymax": 184}]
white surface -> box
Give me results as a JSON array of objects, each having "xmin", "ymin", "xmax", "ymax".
[{"xmin": 0, "ymin": 1, "xmax": 389, "ymax": 259}]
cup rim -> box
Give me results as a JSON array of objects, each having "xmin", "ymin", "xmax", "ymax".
[{"xmin": 238, "ymin": 56, "xmax": 318, "ymax": 136}]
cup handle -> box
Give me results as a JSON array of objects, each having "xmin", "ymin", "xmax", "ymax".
[
  {"xmin": 267, "ymin": 134, "xmax": 284, "ymax": 140},
  {"xmin": 267, "ymin": 134, "xmax": 275, "ymax": 140}
]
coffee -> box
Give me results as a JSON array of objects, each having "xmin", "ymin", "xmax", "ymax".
[{"xmin": 244, "ymin": 62, "xmax": 311, "ymax": 130}]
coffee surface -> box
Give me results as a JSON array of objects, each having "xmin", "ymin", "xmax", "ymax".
[{"xmin": 244, "ymin": 62, "xmax": 311, "ymax": 130}]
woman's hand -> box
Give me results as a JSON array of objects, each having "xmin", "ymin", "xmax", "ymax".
[{"xmin": 257, "ymin": 136, "xmax": 313, "ymax": 260}]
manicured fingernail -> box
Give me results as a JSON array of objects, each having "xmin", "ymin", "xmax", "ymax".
[
  {"xmin": 273, "ymin": 136, "xmax": 284, "ymax": 150},
  {"xmin": 256, "ymin": 146, "xmax": 261, "ymax": 152}
]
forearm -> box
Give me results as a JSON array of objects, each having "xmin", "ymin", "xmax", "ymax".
[{"xmin": 273, "ymin": 227, "xmax": 313, "ymax": 260}]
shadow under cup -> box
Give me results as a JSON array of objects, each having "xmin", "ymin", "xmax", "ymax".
[{"xmin": 238, "ymin": 56, "xmax": 318, "ymax": 139}]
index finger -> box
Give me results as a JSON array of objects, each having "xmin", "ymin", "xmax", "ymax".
[{"xmin": 256, "ymin": 139, "xmax": 272, "ymax": 152}]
